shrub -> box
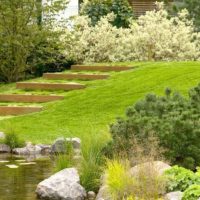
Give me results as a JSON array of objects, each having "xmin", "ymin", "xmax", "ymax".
[
  {"xmin": 4, "ymin": 128, "xmax": 25, "ymax": 149},
  {"xmin": 110, "ymin": 84, "xmax": 200, "ymax": 169},
  {"xmin": 65, "ymin": 2, "xmax": 200, "ymax": 63},
  {"xmin": 182, "ymin": 185, "xmax": 200, "ymax": 200},
  {"xmin": 165, "ymin": 166, "xmax": 200, "ymax": 192},
  {"xmin": 80, "ymin": 0, "xmax": 134, "ymax": 27}
]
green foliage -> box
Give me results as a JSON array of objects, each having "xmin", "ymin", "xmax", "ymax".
[
  {"xmin": 4, "ymin": 128, "xmax": 25, "ymax": 149},
  {"xmin": 79, "ymin": 133, "xmax": 108, "ymax": 192},
  {"xmin": 0, "ymin": 0, "xmax": 68, "ymax": 82},
  {"xmin": 110, "ymin": 83, "xmax": 200, "ymax": 169},
  {"xmin": 80, "ymin": 0, "xmax": 134, "ymax": 27},
  {"xmin": 105, "ymin": 159, "xmax": 134, "ymax": 199},
  {"xmin": 54, "ymin": 143, "xmax": 75, "ymax": 172},
  {"xmin": 165, "ymin": 166, "xmax": 200, "ymax": 192},
  {"xmin": 182, "ymin": 185, "xmax": 200, "ymax": 200}
]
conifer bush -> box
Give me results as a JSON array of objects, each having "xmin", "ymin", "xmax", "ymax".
[{"xmin": 110, "ymin": 84, "xmax": 200, "ymax": 170}]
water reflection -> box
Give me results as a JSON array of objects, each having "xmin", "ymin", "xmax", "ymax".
[{"xmin": 0, "ymin": 154, "xmax": 54, "ymax": 200}]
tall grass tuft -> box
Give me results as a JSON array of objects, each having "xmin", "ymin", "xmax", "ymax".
[
  {"xmin": 54, "ymin": 142, "xmax": 75, "ymax": 172},
  {"xmin": 79, "ymin": 131, "xmax": 109, "ymax": 192},
  {"xmin": 105, "ymin": 159, "xmax": 135, "ymax": 200},
  {"xmin": 4, "ymin": 126, "xmax": 25, "ymax": 149}
]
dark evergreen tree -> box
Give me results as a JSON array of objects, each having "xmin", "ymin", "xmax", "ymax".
[{"xmin": 109, "ymin": 84, "xmax": 200, "ymax": 170}]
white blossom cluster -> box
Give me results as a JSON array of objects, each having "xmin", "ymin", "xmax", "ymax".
[{"xmin": 63, "ymin": 2, "xmax": 200, "ymax": 62}]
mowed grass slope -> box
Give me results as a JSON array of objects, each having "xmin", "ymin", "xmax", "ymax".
[{"xmin": 0, "ymin": 62, "xmax": 200, "ymax": 143}]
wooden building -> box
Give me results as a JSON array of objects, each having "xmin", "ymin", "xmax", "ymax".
[{"xmin": 128, "ymin": 0, "xmax": 157, "ymax": 17}]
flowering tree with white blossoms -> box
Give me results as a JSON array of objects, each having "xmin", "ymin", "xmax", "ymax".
[{"xmin": 64, "ymin": 2, "xmax": 200, "ymax": 63}]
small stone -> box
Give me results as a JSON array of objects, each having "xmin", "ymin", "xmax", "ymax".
[
  {"xmin": 6, "ymin": 164, "xmax": 19, "ymax": 169},
  {"xmin": 164, "ymin": 191, "xmax": 183, "ymax": 200},
  {"xmin": 71, "ymin": 138, "xmax": 81, "ymax": 149},
  {"xmin": 0, "ymin": 160, "xmax": 9, "ymax": 163},
  {"xmin": 0, "ymin": 144, "xmax": 11, "ymax": 153},
  {"xmin": 19, "ymin": 162, "xmax": 36, "ymax": 165},
  {"xmin": 88, "ymin": 191, "xmax": 96, "ymax": 200},
  {"xmin": 37, "ymin": 144, "xmax": 51, "ymax": 154},
  {"xmin": 96, "ymin": 186, "xmax": 111, "ymax": 200}
]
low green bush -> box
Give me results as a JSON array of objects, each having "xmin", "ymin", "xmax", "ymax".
[
  {"xmin": 165, "ymin": 166, "xmax": 200, "ymax": 192},
  {"xmin": 109, "ymin": 84, "xmax": 200, "ymax": 169},
  {"xmin": 182, "ymin": 185, "xmax": 200, "ymax": 200},
  {"xmin": 3, "ymin": 128, "xmax": 25, "ymax": 149},
  {"xmin": 80, "ymin": 0, "xmax": 134, "ymax": 27}
]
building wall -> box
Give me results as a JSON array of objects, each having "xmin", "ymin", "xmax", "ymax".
[{"xmin": 128, "ymin": 0, "xmax": 156, "ymax": 17}]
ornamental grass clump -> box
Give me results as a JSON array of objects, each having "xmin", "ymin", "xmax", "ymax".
[
  {"xmin": 103, "ymin": 135, "xmax": 167, "ymax": 200},
  {"xmin": 105, "ymin": 159, "xmax": 135, "ymax": 200},
  {"xmin": 79, "ymin": 132, "xmax": 108, "ymax": 192}
]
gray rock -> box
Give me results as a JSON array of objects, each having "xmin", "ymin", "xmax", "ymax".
[
  {"xmin": 51, "ymin": 137, "xmax": 81, "ymax": 154},
  {"xmin": 36, "ymin": 168, "xmax": 86, "ymax": 200},
  {"xmin": 88, "ymin": 191, "xmax": 96, "ymax": 200},
  {"xmin": 164, "ymin": 191, "xmax": 183, "ymax": 200},
  {"xmin": 13, "ymin": 143, "xmax": 42, "ymax": 155},
  {"xmin": 37, "ymin": 144, "xmax": 51, "ymax": 154},
  {"xmin": 96, "ymin": 185, "xmax": 111, "ymax": 200},
  {"xmin": 51, "ymin": 137, "xmax": 67, "ymax": 154},
  {"xmin": 130, "ymin": 161, "xmax": 171, "ymax": 177},
  {"xmin": 71, "ymin": 138, "xmax": 81, "ymax": 149},
  {"xmin": 0, "ymin": 144, "xmax": 11, "ymax": 153},
  {"xmin": 0, "ymin": 132, "xmax": 5, "ymax": 139}
]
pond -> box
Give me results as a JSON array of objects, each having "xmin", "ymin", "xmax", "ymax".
[{"xmin": 0, "ymin": 154, "xmax": 54, "ymax": 200}]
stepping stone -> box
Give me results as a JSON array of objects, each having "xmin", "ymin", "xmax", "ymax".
[
  {"xmin": 43, "ymin": 73, "xmax": 110, "ymax": 80},
  {"xmin": 6, "ymin": 164, "xmax": 19, "ymax": 169},
  {"xmin": 15, "ymin": 160, "xmax": 26, "ymax": 162},
  {"xmin": 0, "ymin": 94, "xmax": 64, "ymax": 103},
  {"xmin": 0, "ymin": 106, "xmax": 42, "ymax": 116},
  {"xmin": 0, "ymin": 160, "xmax": 9, "ymax": 163},
  {"xmin": 19, "ymin": 162, "xmax": 36, "ymax": 165},
  {"xmin": 71, "ymin": 65, "xmax": 134, "ymax": 72},
  {"xmin": 16, "ymin": 82, "xmax": 86, "ymax": 91}
]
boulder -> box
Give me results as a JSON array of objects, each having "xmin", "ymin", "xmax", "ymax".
[
  {"xmin": 51, "ymin": 137, "xmax": 67, "ymax": 154},
  {"xmin": 164, "ymin": 191, "xmax": 183, "ymax": 200},
  {"xmin": 36, "ymin": 168, "xmax": 86, "ymax": 200},
  {"xmin": 0, "ymin": 132, "xmax": 5, "ymax": 139},
  {"xmin": 51, "ymin": 137, "xmax": 81, "ymax": 154},
  {"xmin": 0, "ymin": 144, "xmax": 11, "ymax": 153},
  {"xmin": 130, "ymin": 161, "xmax": 171, "ymax": 177}
]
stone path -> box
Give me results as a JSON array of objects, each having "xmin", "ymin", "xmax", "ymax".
[{"xmin": 0, "ymin": 65, "xmax": 133, "ymax": 116}]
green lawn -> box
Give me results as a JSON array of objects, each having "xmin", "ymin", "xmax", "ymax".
[{"xmin": 0, "ymin": 61, "xmax": 200, "ymax": 144}]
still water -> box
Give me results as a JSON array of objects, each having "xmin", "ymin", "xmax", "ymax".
[{"xmin": 0, "ymin": 154, "xmax": 54, "ymax": 200}]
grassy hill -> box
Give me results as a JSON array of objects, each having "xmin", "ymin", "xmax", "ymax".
[{"xmin": 0, "ymin": 61, "xmax": 200, "ymax": 144}]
